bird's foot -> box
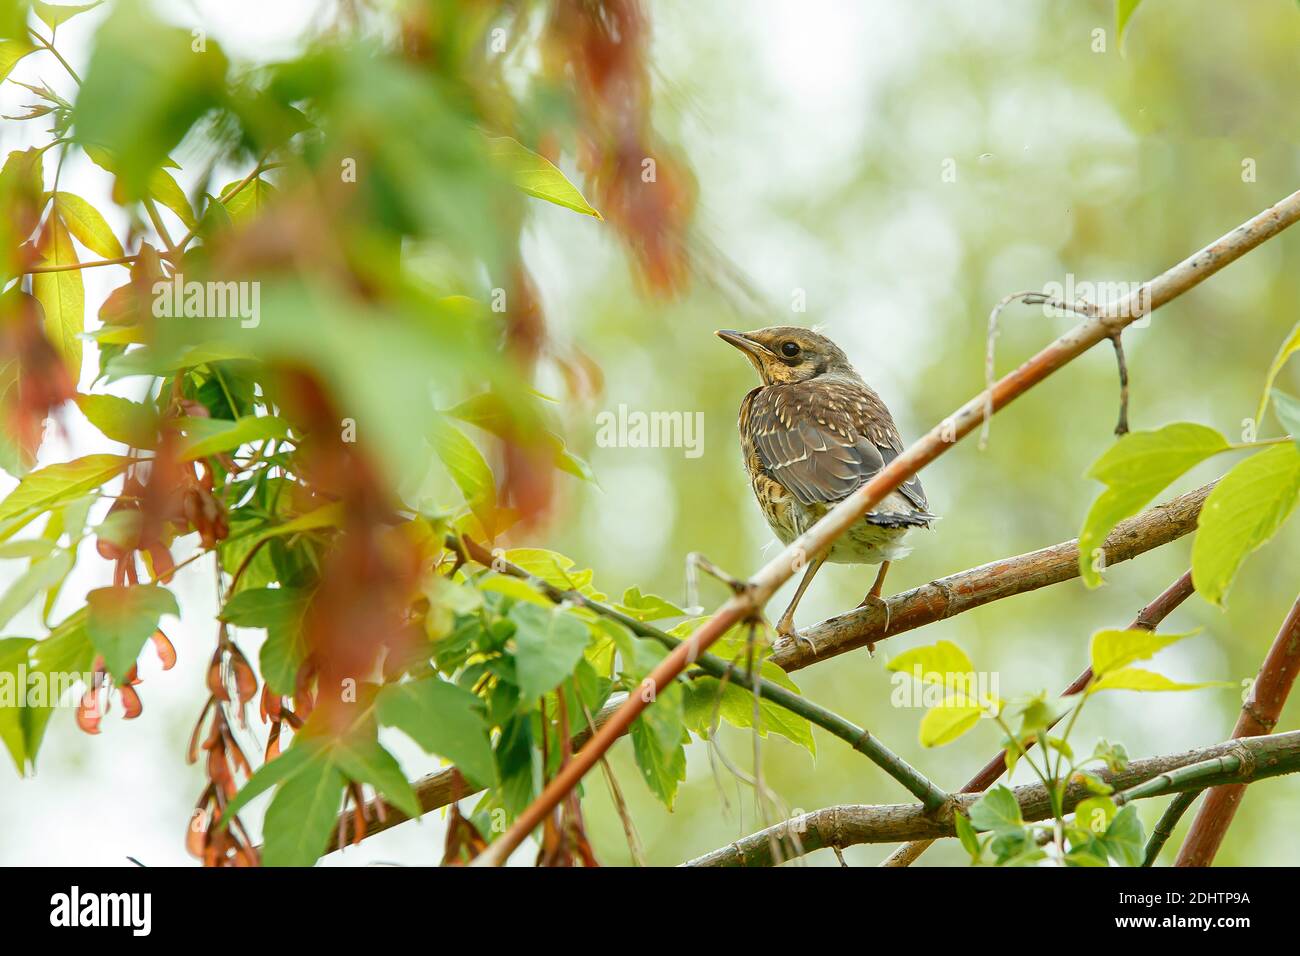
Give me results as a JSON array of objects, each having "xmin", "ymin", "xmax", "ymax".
[
  {"xmin": 857, "ymin": 592, "xmax": 892, "ymax": 634},
  {"xmin": 776, "ymin": 615, "xmax": 817, "ymax": 655}
]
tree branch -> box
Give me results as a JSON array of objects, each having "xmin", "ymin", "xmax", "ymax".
[
  {"xmin": 683, "ymin": 729, "xmax": 1300, "ymax": 867},
  {"xmin": 1175, "ymin": 594, "xmax": 1300, "ymax": 865},
  {"xmin": 774, "ymin": 482, "xmax": 1211, "ymax": 671}
]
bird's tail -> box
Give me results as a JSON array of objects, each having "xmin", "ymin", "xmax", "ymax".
[{"xmin": 865, "ymin": 510, "xmax": 937, "ymax": 529}]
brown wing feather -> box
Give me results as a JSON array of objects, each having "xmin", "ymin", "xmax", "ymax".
[{"xmin": 744, "ymin": 379, "xmax": 930, "ymax": 514}]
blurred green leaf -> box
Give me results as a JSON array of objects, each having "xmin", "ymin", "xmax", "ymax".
[
  {"xmin": 1271, "ymin": 389, "xmax": 1300, "ymax": 450},
  {"xmin": 0, "ymin": 550, "xmax": 71, "ymax": 629},
  {"xmin": 1192, "ymin": 442, "xmax": 1300, "ymax": 605},
  {"xmin": 1078, "ymin": 423, "xmax": 1230, "ymax": 587},
  {"xmin": 72, "ymin": 0, "xmax": 228, "ymax": 195},
  {"xmin": 0, "ymin": 37, "xmax": 35, "ymax": 84},
  {"xmin": 1116, "ymin": 0, "xmax": 1144, "ymax": 48}
]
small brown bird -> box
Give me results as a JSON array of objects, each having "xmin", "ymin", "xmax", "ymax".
[{"xmin": 717, "ymin": 326, "xmax": 934, "ymax": 646}]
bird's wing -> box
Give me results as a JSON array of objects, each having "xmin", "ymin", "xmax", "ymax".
[{"xmin": 747, "ymin": 379, "xmax": 930, "ymax": 514}]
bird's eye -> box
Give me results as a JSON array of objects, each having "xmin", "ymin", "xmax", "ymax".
[{"xmin": 780, "ymin": 341, "xmax": 800, "ymax": 358}]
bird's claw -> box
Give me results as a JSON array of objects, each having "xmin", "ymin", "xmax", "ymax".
[{"xmin": 858, "ymin": 593, "xmax": 892, "ymax": 633}]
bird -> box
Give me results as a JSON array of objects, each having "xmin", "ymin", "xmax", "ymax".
[{"xmin": 716, "ymin": 326, "xmax": 934, "ymax": 648}]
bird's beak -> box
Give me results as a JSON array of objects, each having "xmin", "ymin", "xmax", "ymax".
[{"xmin": 715, "ymin": 329, "xmax": 772, "ymax": 360}]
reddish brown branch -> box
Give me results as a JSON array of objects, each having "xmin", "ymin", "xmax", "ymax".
[{"xmin": 1174, "ymin": 595, "xmax": 1300, "ymax": 866}]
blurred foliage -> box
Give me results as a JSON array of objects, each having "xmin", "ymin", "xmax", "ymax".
[{"xmin": 0, "ymin": 0, "xmax": 1297, "ymax": 868}]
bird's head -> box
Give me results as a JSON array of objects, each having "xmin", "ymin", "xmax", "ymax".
[{"xmin": 714, "ymin": 326, "xmax": 855, "ymax": 386}]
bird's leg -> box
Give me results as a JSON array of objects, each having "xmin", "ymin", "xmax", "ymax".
[
  {"xmin": 857, "ymin": 560, "xmax": 893, "ymax": 638},
  {"xmin": 776, "ymin": 555, "xmax": 826, "ymax": 652}
]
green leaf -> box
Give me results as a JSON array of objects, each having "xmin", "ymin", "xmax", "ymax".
[
  {"xmin": 431, "ymin": 416, "xmax": 496, "ymax": 536},
  {"xmin": 1273, "ymin": 389, "xmax": 1300, "ymax": 451},
  {"xmin": 221, "ymin": 739, "xmax": 318, "ymax": 823},
  {"xmin": 1014, "ymin": 691, "xmax": 1069, "ymax": 736},
  {"xmin": 375, "ymin": 676, "xmax": 497, "ymax": 789},
  {"xmin": 32, "ymin": 214, "xmax": 84, "ymax": 377},
  {"xmin": 1089, "ymin": 627, "xmax": 1198, "ymax": 677},
  {"xmin": 1255, "ymin": 322, "xmax": 1300, "ymax": 425},
  {"xmin": 0, "ymin": 454, "xmax": 129, "ymax": 525},
  {"xmin": 484, "ymin": 135, "xmax": 602, "ymax": 219},
  {"xmin": 616, "ymin": 587, "xmax": 685, "ymax": 622},
  {"xmin": 953, "ymin": 811, "xmax": 982, "ymax": 861},
  {"xmin": 220, "ymin": 176, "xmax": 276, "ymax": 222},
  {"xmin": 330, "ymin": 735, "xmax": 419, "ymax": 818},
  {"xmin": 261, "ymin": 750, "xmax": 345, "ymax": 867},
  {"xmin": 1116, "ymin": 0, "xmax": 1144, "ymax": 48},
  {"xmin": 681, "ymin": 676, "xmax": 816, "ymax": 755},
  {"xmin": 1074, "ymin": 795, "xmax": 1117, "ymax": 836},
  {"xmin": 886, "ymin": 639, "xmax": 974, "ymax": 685},
  {"xmin": 75, "ymin": 394, "xmax": 157, "ymax": 447},
  {"xmin": 0, "ymin": 551, "xmax": 72, "ymax": 630},
  {"xmin": 52, "ymin": 191, "xmax": 123, "ymax": 259},
  {"xmin": 175, "ymin": 414, "xmax": 290, "ymax": 460},
  {"xmin": 919, "ymin": 695, "xmax": 984, "ymax": 747},
  {"xmin": 1192, "ymin": 442, "xmax": 1300, "ymax": 605},
  {"xmin": 630, "ymin": 714, "xmax": 686, "ymax": 809},
  {"xmin": 509, "ymin": 602, "xmax": 590, "ymax": 701},
  {"xmin": 33, "ymin": 1, "xmax": 104, "ymax": 30},
  {"xmin": 968, "ymin": 785, "xmax": 1023, "ymax": 833},
  {"xmin": 219, "ymin": 586, "xmax": 308, "ymax": 695},
  {"xmin": 1089, "ymin": 668, "xmax": 1229, "ymax": 695},
  {"xmin": 1078, "ymin": 423, "xmax": 1230, "ymax": 587},
  {"xmin": 147, "ymin": 168, "xmax": 198, "ymax": 230},
  {"xmin": 85, "ymin": 584, "xmax": 178, "ymax": 680},
  {"xmin": 0, "ymin": 38, "xmax": 36, "ymax": 85},
  {"xmin": 0, "ymin": 638, "xmax": 37, "ymax": 772},
  {"xmin": 1102, "ymin": 804, "xmax": 1145, "ymax": 866}
]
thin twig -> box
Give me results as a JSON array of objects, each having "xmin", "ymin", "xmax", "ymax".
[{"xmin": 1143, "ymin": 790, "xmax": 1198, "ymax": 866}]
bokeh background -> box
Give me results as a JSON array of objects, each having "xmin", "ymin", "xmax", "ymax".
[{"xmin": 2, "ymin": 0, "xmax": 1299, "ymax": 866}]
